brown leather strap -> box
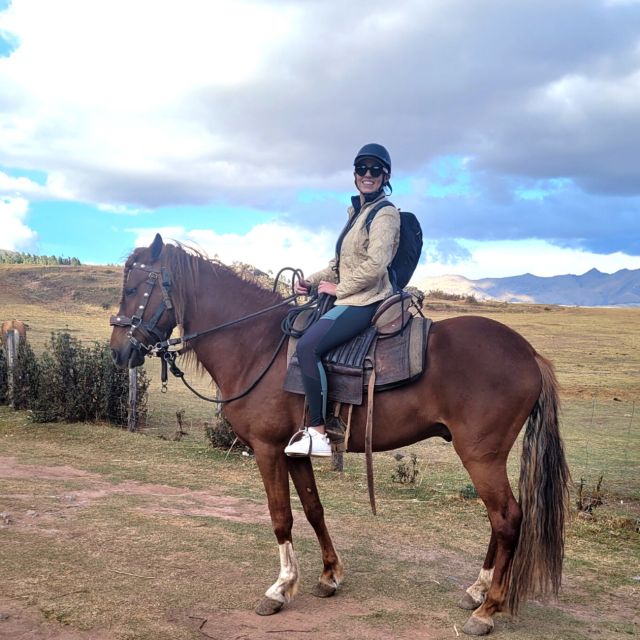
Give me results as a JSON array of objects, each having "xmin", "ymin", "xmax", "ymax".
[
  {"xmin": 299, "ymin": 398, "xmax": 308, "ymax": 429},
  {"xmin": 365, "ymin": 369, "xmax": 377, "ymax": 515},
  {"xmin": 345, "ymin": 404, "xmax": 354, "ymax": 452}
]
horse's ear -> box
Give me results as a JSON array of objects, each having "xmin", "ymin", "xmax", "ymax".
[{"xmin": 150, "ymin": 233, "xmax": 163, "ymax": 261}]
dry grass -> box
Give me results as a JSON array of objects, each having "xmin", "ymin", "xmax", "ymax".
[
  {"xmin": 0, "ymin": 264, "xmax": 639, "ymax": 639},
  {"xmin": 0, "ymin": 409, "xmax": 638, "ymax": 640}
]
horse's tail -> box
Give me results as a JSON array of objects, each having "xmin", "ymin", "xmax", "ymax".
[{"xmin": 507, "ymin": 353, "xmax": 570, "ymax": 614}]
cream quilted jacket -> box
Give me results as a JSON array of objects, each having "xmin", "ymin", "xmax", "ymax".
[{"xmin": 307, "ymin": 193, "xmax": 400, "ymax": 306}]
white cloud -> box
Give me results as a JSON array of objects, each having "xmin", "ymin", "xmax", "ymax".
[
  {"xmin": 97, "ymin": 203, "xmax": 148, "ymax": 216},
  {"xmin": 1, "ymin": 0, "xmax": 639, "ymax": 209},
  {"xmin": 413, "ymin": 239, "xmax": 640, "ymax": 281},
  {"xmin": 1, "ymin": 0, "xmax": 640, "ymax": 269},
  {"xmin": 0, "ymin": 0, "xmax": 298, "ymax": 202},
  {"xmin": 129, "ymin": 222, "xmax": 336, "ymax": 277},
  {"xmin": 0, "ymin": 171, "xmax": 44, "ymax": 198},
  {"xmin": 0, "ymin": 196, "xmax": 38, "ymax": 250}
]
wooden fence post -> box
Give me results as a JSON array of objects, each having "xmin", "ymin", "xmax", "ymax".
[
  {"xmin": 332, "ymin": 450, "xmax": 344, "ymax": 472},
  {"xmin": 6, "ymin": 330, "xmax": 19, "ymax": 409},
  {"xmin": 128, "ymin": 368, "xmax": 138, "ymax": 432}
]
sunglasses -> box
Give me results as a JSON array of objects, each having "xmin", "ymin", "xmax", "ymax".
[{"xmin": 354, "ymin": 164, "xmax": 386, "ymax": 178}]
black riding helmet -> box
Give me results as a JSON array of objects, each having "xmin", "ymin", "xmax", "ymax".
[{"xmin": 354, "ymin": 143, "xmax": 391, "ymax": 172}]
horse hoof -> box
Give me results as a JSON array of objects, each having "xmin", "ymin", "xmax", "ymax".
[
  {"xmin": 311, "ymin": 582, "xmax": 337, "ymax": 598},
  {"xmin": 255, "ymin": 597, "xmax": 284, "ymax": 616},
  {"xmin": 462, "ymin": 614, "xmax": 494, "ymax": 636},
  {"xmin": 458, "ymin": 592, "xmax": 483, "ymax": 610}
]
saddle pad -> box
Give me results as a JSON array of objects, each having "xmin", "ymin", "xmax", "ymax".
[{"xmin": 283, "ymin": 316, "xmax": 431, "ymax": 405}]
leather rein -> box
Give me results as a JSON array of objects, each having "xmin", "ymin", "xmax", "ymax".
[{"xmin": 110, "ymin": 263, "xmax": 318, "ymax": 404}]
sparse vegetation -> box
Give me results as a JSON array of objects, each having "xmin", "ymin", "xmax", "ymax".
[
  {"xmin": 426, "ymin": 288, "xmax": 458, "ymax": 300},
  {"xmin": 459, "ymin": 483, "xmax": 479, "ymax": 500},
  {"xmin": 391, "ymin": 452, "xmax": 420, "ymax": 484},
  {"xmin": 576, "ymin": 475, "xmax": 604, "ymax": 514}
]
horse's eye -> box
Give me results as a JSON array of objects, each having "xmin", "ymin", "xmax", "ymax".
[{"xmin": 125, "ymin": 287, "xmax": 137, "ymax": 296}]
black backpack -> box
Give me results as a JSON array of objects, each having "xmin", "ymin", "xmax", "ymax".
[{"xmin": 366, "ymin": 201, "xmax": 423, "ymax": 291}]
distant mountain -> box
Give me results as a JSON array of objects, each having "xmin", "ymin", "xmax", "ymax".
[{"xmin": 415, "ymin": 268, "xmax": 640, "ymax": 307}]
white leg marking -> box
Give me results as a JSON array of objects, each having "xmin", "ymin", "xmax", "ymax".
[
  {"xmin": 466, "ymin": 567, "xmax": 494, "ymax": 604},
  {"xmin": 265, "ymin": 542, "xmax": 300, "ymax": 604}
]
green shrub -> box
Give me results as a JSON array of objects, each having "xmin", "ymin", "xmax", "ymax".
[
  {"xmin": 3, "ymin": 331, "xmax": 148, "ymax": 426},
  {"xmin": 459, "ymin": 483, "xmax": 479, "ymax": 500},
  {"xmin": 11, "ymin": 341, "xmax": 41, "ymax": 411}
]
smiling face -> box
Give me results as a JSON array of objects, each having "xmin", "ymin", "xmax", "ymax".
[{"xmin": 354, "ymin": 156, "xmax": 388, "ymax": 195}]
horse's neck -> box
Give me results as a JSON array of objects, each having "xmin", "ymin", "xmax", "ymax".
[{"xmin": 181, "ymin": 263, "xmax": 286, "ymax": 395}]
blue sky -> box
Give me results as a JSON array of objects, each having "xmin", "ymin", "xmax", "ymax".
[{"xmin": 1, "ymin": 0, "xmax": 640, "ymax": 281}]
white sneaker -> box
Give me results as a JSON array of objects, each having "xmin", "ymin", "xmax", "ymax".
[{"xmin": 285, "ymin": 428, "xmax": 332, "ymax": 458}]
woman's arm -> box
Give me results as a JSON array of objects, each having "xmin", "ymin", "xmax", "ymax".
[{"xmin": 306, "ymin": 258, "xmax": 338, "ymax": 286}]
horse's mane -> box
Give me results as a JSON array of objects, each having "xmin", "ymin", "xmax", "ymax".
[{"xmin": 159, "ymin": 242, "xmax": 285, "ymax": 326}]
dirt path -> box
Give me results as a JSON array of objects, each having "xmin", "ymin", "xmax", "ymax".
[
  {"xmin": 0, "ymin": 456, "xmax": 272, "ymax": 526},
  {"xmin": 0, "ymin": 456, "xmax": 449, "ymax": 640},
  {"xmin": 2, "ymin": 455, "xmax": 636, "ymax": 640}
]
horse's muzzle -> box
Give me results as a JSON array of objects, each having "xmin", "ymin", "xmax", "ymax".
[{"xmin": 111, "ymin": 344, "xmax": 146, "ymax": 369}]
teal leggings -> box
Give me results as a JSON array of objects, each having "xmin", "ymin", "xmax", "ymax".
[{"xmin": 296, "ymin": 303, "xmax": 379, "ymax": 426}]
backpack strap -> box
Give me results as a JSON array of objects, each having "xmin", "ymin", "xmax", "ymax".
[
  {"xmin": 365, "ymin": 200, "xmax": 394, "ymax": 232},
  {"xmin": 364, "ymin": 200, "xmax": 399, "ymax": 292}
]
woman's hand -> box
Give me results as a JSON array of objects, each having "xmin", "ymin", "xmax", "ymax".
[
  {"xmin": 318, "ymin": 281, "xmax": 338, "ymax": 297},
  {"xmin": 294, "ymin": 278, "xmax": 311, "ymax": 295}
]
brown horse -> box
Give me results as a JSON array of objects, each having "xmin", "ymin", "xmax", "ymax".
[
  {"xmin": 109, "ymin": 234, "xmax": 569, "ymax": 636},
  {"xmin": 1, "ymin": 319, "xmax": 28, "ymax": 348}
]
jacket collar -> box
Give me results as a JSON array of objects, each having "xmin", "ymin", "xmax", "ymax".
[{"xmin": 350, "ymin": 188, "xmax": 386, "ymax": 216}]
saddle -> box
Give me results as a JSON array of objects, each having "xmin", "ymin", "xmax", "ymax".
[
  {"xmin": 284, "ymin": 292, "xmax": 432, "ymax": 515},
  {"xmin": 283, "ymin": 292, "xmax": 432, "ymax": 406}
]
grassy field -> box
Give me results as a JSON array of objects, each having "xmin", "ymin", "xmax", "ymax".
[{"xmin": 0, "ymin": 263, "xmax": 639, "ymax": 639}]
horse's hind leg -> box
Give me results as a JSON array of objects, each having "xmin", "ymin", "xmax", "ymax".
[
  {"xmin": 252, "ymin": 443, "xmax": 301, "ymax": 616},
  {"xmin": 460, "ymin": 462, "xmax": 522, "ymax": 636},
  {"xmin": 459, "ymin": 532, "xmax": 497, "ymax": 610},
  {"xmin": 287, "ymin": 457, "xmax": 344, "ymax": 597}
]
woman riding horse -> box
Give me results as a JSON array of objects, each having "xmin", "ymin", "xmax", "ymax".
[
  {"xmin": 110, "ymin": 177, "xmax": 568, "ymax": 636},
  {"xmin": 285, "ymin": 143, "xmax": 400, "ymax": 457}
]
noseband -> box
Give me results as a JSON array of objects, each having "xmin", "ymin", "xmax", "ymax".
[{"xmin": 109, "ymin": 262, "xmax": 174, "ymax": 352}]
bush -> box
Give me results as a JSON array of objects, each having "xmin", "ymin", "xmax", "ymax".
[
  {"xmin": 12, "ymin": 341, "xmax": 41, "ymax": 411},
  {"xmin": 205, "ymin": 411, "xmax": 240, "ymax": 450},
  {"xmin": 391, "ymin": 453, "xmax": 420, "ymax": 484},
  {"xmin": 2, "ymin": 331, "xmax": 148, "ymax": 426}
]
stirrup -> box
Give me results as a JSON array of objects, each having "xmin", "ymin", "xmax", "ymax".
[{"xmin": 286, "ymin": 428, "xmax": 312, "ymax": 455}]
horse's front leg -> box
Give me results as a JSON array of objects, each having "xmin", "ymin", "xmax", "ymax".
[
  {"xmin": 287, "ymin": 456, "xmax": 344, "ymax": 597},
  {"xmin": 253, "ymin": 442, "xmax": 301, "ymax": 616}
]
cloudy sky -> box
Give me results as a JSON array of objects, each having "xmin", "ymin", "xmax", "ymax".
[{"xmin": 1, "ymin": 0, "xmax": 639, "ymax": 280}]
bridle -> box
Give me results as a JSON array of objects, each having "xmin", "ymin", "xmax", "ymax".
[
  {"xmin": 110, "ymin": 263, "xmax": 317, "ymax": 404},
  {"xmin": 109, "ymin": 261, "xmax": 175, "ymax": 354}
]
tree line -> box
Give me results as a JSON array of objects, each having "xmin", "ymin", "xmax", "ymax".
[{"xmin": 0, "ymin": 251, "xmax": 81, "ymax": 266}]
